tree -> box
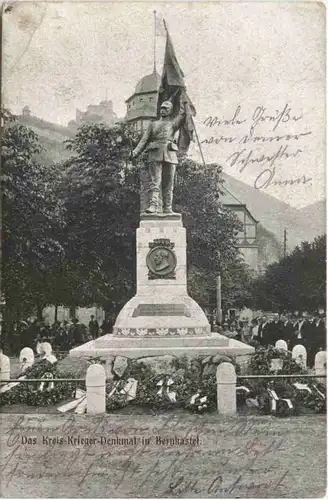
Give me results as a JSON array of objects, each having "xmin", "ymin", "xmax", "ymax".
[
  {"xmin": 252, "ymin": 235, "xmax": 326, "ymax": 312},
  {"xmin": 221, "ymin": 262, "xmax": 256, "ymax": 312},
  {"xmin": 1, "ymin": 109, "xmax": 64, "ymax": 340},
  {"xmin": 59, "ymin": 122, "xmax": 140, "ymax": 316},
  {"xmin": 174, "ymin": 157, "xmax": 250, "ymax": 312}
]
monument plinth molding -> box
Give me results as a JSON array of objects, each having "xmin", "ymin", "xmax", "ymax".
[{"xmin": 70, "ymin": 214, "xmax": 254, "ymax": 359}]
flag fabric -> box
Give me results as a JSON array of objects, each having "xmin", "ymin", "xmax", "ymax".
[
  {"xmin": 157, "ymin": 22, "xmax": 196, "ymax": 155},
  {"xmin": 161, "ymin": 28, "xmax": 185, "ymax": 88}
]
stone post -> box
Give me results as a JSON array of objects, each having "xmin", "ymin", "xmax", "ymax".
[
  {"xmin": 275, "ymin": 339, "xmax": 288, "ymax": 351},
  {"xmin": 216, "ymin": 362, "xmax": 236, "ymax": 415},
  {"xmin": 86, "ymin": 364, "xmax": 106, "ymax": 414},
  {"xmin": 0, "ymin": 350, "xmax": 10, "ymax": 381},
  {"xmin": 292, "ymin": 344, "xmax": 307, "ymax": 368},
  {"xmin": 314, "ymin": 351, "xmax": 326, "ymax": 384},
  {"xmin": 19, "ymin": 347, "xmax": 35, "ymax": 373}
]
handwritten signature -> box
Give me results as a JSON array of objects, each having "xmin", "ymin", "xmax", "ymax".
[
  {"xmin": 165, "ymin": 470, "xmax": 289, "ymax": 496},
  {"xmin": 254, "ymin": 168, "xmax": 312, "ymax": 190},
  {"xmin": 1, "ymin": 413, "xmax": 290, "ymax": 496}
]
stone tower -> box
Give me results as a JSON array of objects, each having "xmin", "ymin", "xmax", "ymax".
[{"xmin": 125, "ymin": 70, "xmax": 160, "ymax": 133}]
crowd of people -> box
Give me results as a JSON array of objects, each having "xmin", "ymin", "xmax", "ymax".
[
  {"xmin": 220, "ymin": 313, "xmax": 326, "ymax": 366},
  {"xmin": 3, "ymin": 311, "xmax": 326, "ymax": 366},
  {"xmin": 7, "ymin": 315, "xmax": 113, "ymax": 353}
]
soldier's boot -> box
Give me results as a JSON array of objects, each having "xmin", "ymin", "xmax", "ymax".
[
  {"xmin": 163, "ymin": 191, "xmax": 177, "ymax": 215},
  {"xmin": 146, "ymin": 192, "xmax": 159, "ymax": 214}
]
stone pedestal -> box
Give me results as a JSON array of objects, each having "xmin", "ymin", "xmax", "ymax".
[
  {"xmin": 70, "ymin": 214, "xmax": 254, "ymax": 359},
  {"xmin": 113, "ymin": 214, "xmax": 210, "ymax": 336}
]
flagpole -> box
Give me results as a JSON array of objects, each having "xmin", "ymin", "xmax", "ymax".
[
  {"xmin": 190, "ymin": 114, "xmax": 206, "ymax": 167},
  {"xmin": 153, "ymin": 10, "xmax": 157, "ymax": 73},
  {"xmin": 160, "ymin": 19, "xmax": 206, "ymax": 168}
]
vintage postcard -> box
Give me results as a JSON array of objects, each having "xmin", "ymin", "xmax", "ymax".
[{"xmin": 0, "ymin": 1, "xmax": 326, "ymax": 498}]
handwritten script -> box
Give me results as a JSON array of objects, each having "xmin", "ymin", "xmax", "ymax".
[
  {"xmin": 0, "ymin": 412, "xmax": 303, "ymax": 497},
  {"xmin": 201, "ymin": 104, "xmax": 313, "ymax": 190}
]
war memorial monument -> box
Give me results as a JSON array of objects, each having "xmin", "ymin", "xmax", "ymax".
[{"xmin": 70, "ymin": 25, "xmax": 254, "ymax": 361}]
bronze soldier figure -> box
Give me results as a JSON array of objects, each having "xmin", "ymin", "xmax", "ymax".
[{"xmin": 132, "ymin": 97, "xmax": 186, "ymax": 215}]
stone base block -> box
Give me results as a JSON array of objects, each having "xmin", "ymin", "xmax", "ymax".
[
  {"xmin": 95, "ymin": 333, "xmax": 229, "ymax": 348},
  {"xmin": 69, "ymin": 333, "xmax": 254, "ymax": 359},
  {"xmin": 113, "ymin": 293, "xmax": 210, "ymax": 336}
]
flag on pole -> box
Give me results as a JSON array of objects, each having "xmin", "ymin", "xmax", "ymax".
[{"xmin": 157, "ymin": 21, "xmax": 196, "ymax": 155}]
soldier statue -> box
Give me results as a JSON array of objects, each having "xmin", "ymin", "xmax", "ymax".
[{"xmin": 132, "ymin": 94, "xmax": 187, "ymax": 215}]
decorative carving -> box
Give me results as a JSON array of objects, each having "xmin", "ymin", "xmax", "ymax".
[
  {"xmin": 149, "ymin": 238, "xmax": 175, "ymax": 250},
  {"xmin": 156, "ymin": 328, "xmax": 169, "ymax": 336},
  {"xmin": 147, "ymin": 239, "xmax": 177, "ymax": 279},
  {"xmin": 114, "ymin": 326, "xmax": 211, "ymax": 337}
]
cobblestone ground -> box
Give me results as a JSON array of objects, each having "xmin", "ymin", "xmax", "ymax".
[{"xmin": 0, "ymin": 411, "xmax": 326, "ymax": 498}]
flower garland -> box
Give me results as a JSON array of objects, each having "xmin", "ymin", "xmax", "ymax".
[
  {"xmin": 1, "ymin": 349, "xmax": 325, "ymax": 416},
  {"xmin": 0, "ymin": 359, "xmax": 76, "ymax": 407},
  {"xmin": 240, "ymin": 346, "xmax": 326, "ymax": 416}
]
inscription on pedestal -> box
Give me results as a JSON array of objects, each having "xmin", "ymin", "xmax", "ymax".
[{"xmin": 132, "ymin": 304, "xmax": 191, "ymax": 317}]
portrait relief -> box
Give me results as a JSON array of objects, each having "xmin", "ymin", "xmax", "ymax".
[
  {"xmin": 0, "ymin": 2, "xmax": 326, "ymax": 499},
  {"xmin": 147, "ymin": 245, "xmax": 177, "ymax": 278}
]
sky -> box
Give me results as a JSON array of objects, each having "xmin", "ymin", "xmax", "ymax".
[{"xmin": 2, "ymin": 1, "xmax": 325, "ymax": 208}]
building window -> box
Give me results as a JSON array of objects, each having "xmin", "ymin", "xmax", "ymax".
[
  {"xmin": 149, "ymin": 97, "xmax": 153, "ymax": 101},
  {"xmin": 233, "ymin": 208, "xmax": 257, "ymax": 245},
  {"xmin": 140, "ymin": 98, "xmax": 144, "ymax": 103}
]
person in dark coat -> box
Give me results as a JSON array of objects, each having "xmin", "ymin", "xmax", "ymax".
[
  {"xmin": 307, "ymin": 316, "xmax": 326, "ymax": 366},
  {"xmin": 258, "ymin": 316, "xmax": 271, "ymax": 346},
  {"xmin": 89, "ymin": 315, "xmax": 99, "ymax": 339},
  {"xmin": 68, "ymin": 319, "xmax": 81, "ymax": 346},
  {"xmin": 100, "ymin": 319, "xmax": 112, "ymax": 335},
  {"xmin": 282, "ymin": 315, "xmax": 295, "ymax": 348},
  {"xmin": 305, "ymin": 316, "xmax": 318, "ymax": 366},
  {"xmin": 59, "ymin": 320, "xmax": 68, "ymax": 348},
  {"xmin": 301, "ymin": 317, "xmax": 312, "ymax": 347},
  {"xmin": 294, "ymin": 316, "xmax": 310, "ymax": 347},
  {"xmin": 270, "ymin": 316, "xmax": 284, "ymax": 345},
  {"xmin": 315, "ymin": 316, "xmax": 326, "ymax": 351}
]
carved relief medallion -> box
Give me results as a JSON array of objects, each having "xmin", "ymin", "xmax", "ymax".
[{"xmin": 146, "ymin": 238, "xmax": 177, "ymax": 279}]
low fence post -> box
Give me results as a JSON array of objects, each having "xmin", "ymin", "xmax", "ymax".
[
  {"xmin": 0, "ymin": 350, "xmax": 10, "ymax": 381},
  {"xmin": 86, "ymin": 364, "xmax": 106, "ymax": 414},
  {"xmin": 216, "ymin": 362, "xmax": 236, "ymax": 415},
  {"xmin": 275, "ymin": 339, "xmax": 288, "ymax": 351},
  {"xmin": 315, "ymin": 351, "xmax": 326, "ymax": 384},
  {"xmin": 292, "ymin": 344, "xmax": 307, "ymax": 368},
  {"xmin": 19, "ymin": 347, "xmax": 35, "ymax": 373}
]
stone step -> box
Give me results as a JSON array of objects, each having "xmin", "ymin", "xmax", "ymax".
[{"xmin": 69, "ymin": 336, "xmax": 254, "ymax": 359}]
